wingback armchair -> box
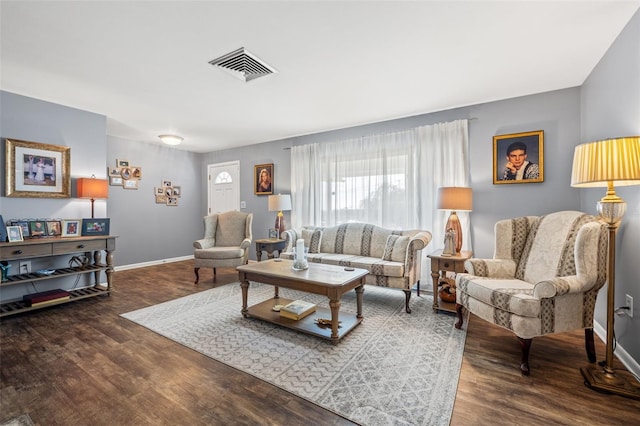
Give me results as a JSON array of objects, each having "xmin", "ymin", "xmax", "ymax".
[
  {"xmin": 193, "ymin": 211, "xmax": 253, "ymax": 284},
  {"xmin": 454, "ymin": 211, "xmax": 607, "ymax": 375}
]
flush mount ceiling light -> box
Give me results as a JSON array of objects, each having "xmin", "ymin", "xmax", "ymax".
[
  {"xmin": 158, "ymin": 134, "xmax": 183, "ymax": 146},
  {"xmin": 208, "ymin": 47, "xmax": 277, "ymax": 82}
]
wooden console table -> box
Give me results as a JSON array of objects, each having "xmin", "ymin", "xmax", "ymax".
[
  {"xmin": 427, "ymin": 250, "xmax": 472, "ymax": 313},
  {"xmin": 0, "ymin": 235, "xmax": 116, "ymax": 317},
  {"xmin": 255, "ymin": 238, "xmax": 286, "ymax": 261}
]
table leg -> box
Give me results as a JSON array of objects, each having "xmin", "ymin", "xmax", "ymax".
[
  {"xmin": 355, "ymin": 284, "xmax": 364, "ymax": 319},
  {"xmin": 329, "ymin": 298, "xmax": 341, "ymax": 343},
  {"xmin": 240, "ymin": 277, "xmax": 249, "ymax": 317},
  {"xmin": 274, "ymin": 286, "xmax": 279, "ymax": 298},
  {"xmin": 105, "ymin": 249, "xmax": 114, "ymax": 292},
  {"xmin": 431, "ymin": 269, "xmax": 440, "ymax": 311}
]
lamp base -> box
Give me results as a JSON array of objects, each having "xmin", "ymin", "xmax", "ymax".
[
  {"xmin": 275, "ymin": 212, "xmax": 285, "ymax": 238},
  {"xmin": 580, "ymin": 365, "xmax": 640, "ymax": 400}
]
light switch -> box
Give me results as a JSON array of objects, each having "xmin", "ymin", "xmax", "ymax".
[{"xmin": 240, "ymin": 201, "xmax": 246, "ymax": 209}]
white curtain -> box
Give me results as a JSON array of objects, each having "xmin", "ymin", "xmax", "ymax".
[{"xmin": 290, "ymin": 119, "xmax": 470, "ymax": 252}]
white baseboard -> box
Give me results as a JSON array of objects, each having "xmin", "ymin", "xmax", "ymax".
[
  {"xmin": 593, "ymin": 319, "xmax": 640, "ymax": 380},
  {"xmin": 114, "ymin": 255, "xmax": 194, "ymax": 272}
]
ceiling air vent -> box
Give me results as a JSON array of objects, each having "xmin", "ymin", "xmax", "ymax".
[{"xmin": 208, "ymin": 47, "xmax": 277, "ymax": 82}]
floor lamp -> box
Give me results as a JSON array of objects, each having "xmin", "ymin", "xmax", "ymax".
[{"xmin": 571, "ymin": 136, "xmax": 640, "ymax": 400}]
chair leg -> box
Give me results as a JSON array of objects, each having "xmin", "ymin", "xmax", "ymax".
[
  {"xmin": 518, "ymin": 337, "xmax": 532, "ymax": 376},
  {"xmin": 194, "ymin": 267, "xmax": 200, "ymax": 284},
  {"xmin": 403, "ymin": 289, "xmax": 412, "ymax": 313},
  {"xmin": 585, "ymin": 328, "xmax": 596, "ymax": 363},
  {"xmin": 455, "ymin": 304, "xmax": 464, "ymax": 329},
  {"xmin": 213, "ymin": 267, "xmax": 216, "ymax": 276}
]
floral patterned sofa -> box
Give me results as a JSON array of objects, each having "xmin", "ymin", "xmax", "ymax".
[{"xmin": 281, "ymin": 223, "xmax": 432, "ymax": 313}]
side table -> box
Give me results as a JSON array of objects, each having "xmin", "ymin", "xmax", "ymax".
[
  {"xmin": 255, "ymin": 238, "xmax": 286, "ymax": 261},
  {"xmin": 427, "ymin": 250, "xmax": 472, "ymax": 313}
]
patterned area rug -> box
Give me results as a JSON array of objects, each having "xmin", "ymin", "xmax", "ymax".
[{"xmin": 121, "ymin": 283, "xmax": 467, "ymax": 425}]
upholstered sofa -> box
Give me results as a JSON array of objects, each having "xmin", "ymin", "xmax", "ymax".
[{"xmin": 281, "ymin": 223, "xmax": 432, "ymax": 313}]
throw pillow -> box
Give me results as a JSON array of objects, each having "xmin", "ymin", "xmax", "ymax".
[
  {"xmin": 301, "ymin": 228, "xmax": 322, "ymax": 253},
  {"xmin": 382, "ymin": 235, "xmax": 410, "ymax": 262}
]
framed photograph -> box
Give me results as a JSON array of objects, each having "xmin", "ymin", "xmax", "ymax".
[
  {"xmin": 46, "ymin": 220, "xmax": 62, "ymax": 236},
  {"xmin": 108, "ymin": 167, "xmax": 120, "ymax": 177},
  {"xmin": 120, "ymin": 167, "xmax": 132, "ymax": 180},
  {"xmin": 172, "ymin": 186, "xmax": 181, "ymax": 197},
  {"xmin": 61, "ymin": 220, "xmax": 81, "ymax": 237},
  {"xmin": 81, "ymin": 218, "xmax": 110, "ymax": 236},
  {"xmin": 5, "ymin": 139, "xmax": 71, "ymax": 198},
  {"xmin": 254, "ymin": 163, "xmax": 273, "ymax": 195},
  {"xmin": 155, "ymin": 194, "xmax": 168, "ymax": 204},
  {"xmin": 493, "ymin": 130, "xmax": 544, "ymax": 184},
  {"xmin": 167, "ymin": 197, "xmax": 178, "ymax": 206},
  {"xmin": 155, "ymin": 187, "xmax": 165, "ymax": 195},
  {"xmin": 14, "ymin": 220, "xmax": 30, "ymax": 238},
  {"xmin": 162, "ymin": 179, "xmax": 172, "ymax": 187},
  {"xmin": 29, "ymin": 220, "xmax": 47, "ymax": 237},
  {"xmin": 123, "ymin": 179, "xmax": 138, "ymax": 189},
  {"xmin": 7, "ymin": 226, "xmax": 23, "ymax": 242},
  {"xmin": 117, "ymin": 159, "xmax": 129, "ymax": 167},
  {"xmin": 110, "ymin": 176, "xmax": 123, "ymax": 186},
  {"xmin": 268, "ymin": 228, "xmax": 278, "ymax": 239},
  {"xmin": 131, "ymin": 167, "xmax": 142, "ymax": 179}
]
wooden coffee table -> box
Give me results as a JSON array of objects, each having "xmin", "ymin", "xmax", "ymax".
[{"xmin": 237, "ymin": 259, "xmax": 368, "ymax": 343}]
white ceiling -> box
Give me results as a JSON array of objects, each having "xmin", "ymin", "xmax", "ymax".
[{"xmin": 1, "ymin": 1, "xmax": 639, "ymax": 153}]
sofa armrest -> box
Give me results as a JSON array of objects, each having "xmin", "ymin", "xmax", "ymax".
[
  {"xmin": 533, "ymin": 275, "xmax": 590, "ymax": 298},
  {"xmin": 464, "ymin": 258, "xmax": 517, "ymax": 278},
  {"xmin": 282, "ymin": 229, "xmax": 298, "ymax": 252},
  {"xmin": 404, "ymin": 231, "xmax": 432, "ymax": 285},
  {"xmin": 240, "ymin": 238, "xmax": 252, "ymax": 250},
  {"xmin": 194, "ymin": 238, "xmax": 215, "ymax": 249}
]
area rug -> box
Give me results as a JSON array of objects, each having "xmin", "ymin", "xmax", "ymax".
[{"xmin": 121, "ymin": 283, "xmax": 467, "ymax": 425}]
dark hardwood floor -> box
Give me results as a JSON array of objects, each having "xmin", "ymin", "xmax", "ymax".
[{"xmin": 1, "ymin": 261, "xmax": 638, "ymax": 425}]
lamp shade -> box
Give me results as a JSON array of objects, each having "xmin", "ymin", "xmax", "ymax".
[
  {"xmin": 571, "ymin": 137, "xmax": 640, "ymax": 187},
  {"xmin": 437, "ymin": 187, "xmax": 473, "ymax": 211},
  {"xmin": 77, "ymin": 177, "xmax": 108, "ymax": 199},
  {"xmin": 268, "ymin": 194, "xmax": 292, "ymax": 212}
]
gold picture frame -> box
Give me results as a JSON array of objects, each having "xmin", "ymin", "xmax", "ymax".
[
  {"xmin": 493, "ymin": 130, "xmax": 544, "ymax": 184},
  {"xmin": 5, "ymin": 139, "xmax": 71, "ymax": 197},
  {"xmin": 254, "ymin": 163, "xmax": 273, "ymax": 195}
]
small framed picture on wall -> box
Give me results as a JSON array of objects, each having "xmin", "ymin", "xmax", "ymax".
[{"xmin": 254, "ymin": 163, "xmax": 273, "ymax": 195}]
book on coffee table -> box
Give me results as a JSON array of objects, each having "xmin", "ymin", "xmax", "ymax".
[{"xmin": 279, "ymin": 300, "xmax": 316, "ymax": 320}]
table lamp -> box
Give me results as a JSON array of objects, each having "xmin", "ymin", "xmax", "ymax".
[
  {"xmin": 571, "ymin": 136, "xmax": 640, "ymax": 400},
  {"xmin": 77, "ymin": 175, "xmax": 108, "ymax": 218},
  {"xmin": 437, "ymin": 187, "xmax": 473, "ymax": 255},
  {"xmin": 268, "ymin": 194, "xmax": 292, "ymax": 238}
]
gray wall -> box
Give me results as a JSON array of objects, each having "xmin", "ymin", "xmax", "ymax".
[
  {"xmin": 580, "ymin": 9, "xmax": 640, "ymax": 365},
  {"xmin": 106, "ymin": 137, "xmax": 202, "ymax": 266},
  {"xmin": 0, "ymin": 91, "xmax": 108, "ymax": 300}
]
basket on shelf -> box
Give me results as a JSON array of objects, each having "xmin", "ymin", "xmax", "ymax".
[{"xmin": 438, "ymin": 277, "xmax": 456, "ymax": 303}]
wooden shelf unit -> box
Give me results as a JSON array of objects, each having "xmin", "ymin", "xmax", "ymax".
[{"xmin": 0, "ymin": 235, "xmax": 116, "ymax": 317}]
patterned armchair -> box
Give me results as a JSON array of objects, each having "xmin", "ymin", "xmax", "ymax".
[
  {"xmin": 455, "ymin": 211, "xmax": 607, "ymax": 375},
  {"xmin": 193, "ymin": 211, "xmax": 253, "ymax": 284}
]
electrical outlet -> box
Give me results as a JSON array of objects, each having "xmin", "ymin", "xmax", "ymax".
[
  {"xmin": 240, "ymin": 201, "xmax": 246, "ymax": 209},
  {"xmin": 19, "ymin": 261, "xmax": 31, "ymax": 274},
  {"xmin": 625, "ymin": 294, "xmax": 633, "ymax": 318}
]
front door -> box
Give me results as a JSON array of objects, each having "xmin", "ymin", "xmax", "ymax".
[{"xmin": 207, "ymin": 161, "xmax": 240, "ymax": 214}]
